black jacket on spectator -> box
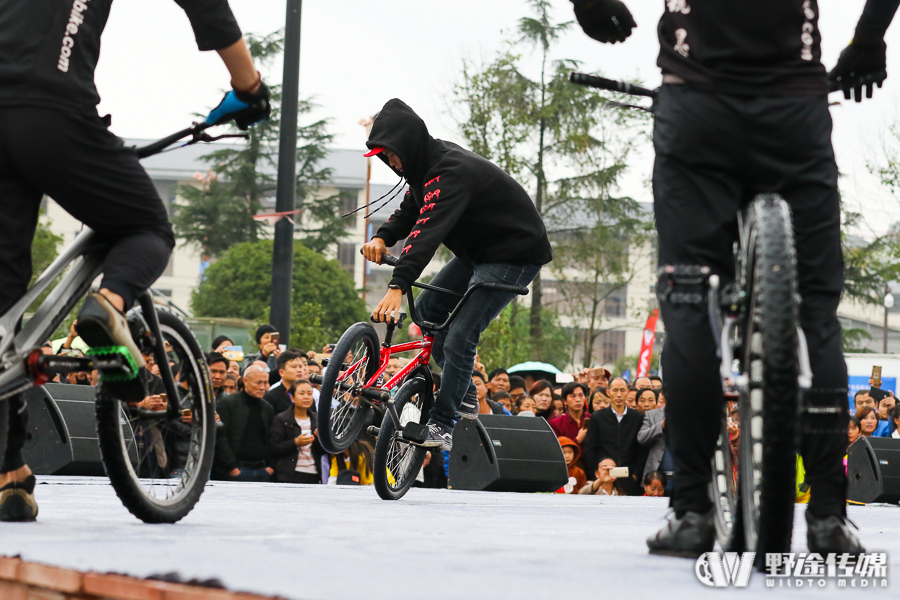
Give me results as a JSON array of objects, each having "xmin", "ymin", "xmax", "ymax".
[
  {"xmin": 263, "ymin": 383, "xmax": 292, "ymax": 415},
  {"xmin": 214, "ymin": 391, "xmax": 275, "ymax": 475},
  {"xmin": 268, "ymin": 408, "xmax": 323, "ymax": 483},
  {"xmin": 582, "ymin": 406, "xmax": 643, "ymax": 492}
]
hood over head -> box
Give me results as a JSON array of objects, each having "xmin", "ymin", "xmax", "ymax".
[
  {"xmin": 366, "ymin": 99, "xmax": 433, "ymax": 183},
  {"xmin": 557, "ymin": 436, "xmax": 581, "ymax": 462}
]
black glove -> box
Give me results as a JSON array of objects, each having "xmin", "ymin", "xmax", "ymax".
[
  {"xmin": 206, "ymin": 81, "xmax": 272, "ymax": 130},
  {"xmin": 573, "ymin": 0, "xmax": 636, "ymax": 44},
  {"xmin": 829, "ymin": 40, "xmax": 887, "ymax": 102}
]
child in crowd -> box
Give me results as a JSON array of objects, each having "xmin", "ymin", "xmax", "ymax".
[
  {"xmin": 579, "ymin": 458, "xmax": 624, "ymax": 496},
  {"xmin": 328, "ymin": 440, "xmax": 374, "ymax": 485},
  {"xmin": 557, "ymin": 437, "xmax": 586, "ymax": 494},
  {"xmin": 642, "ymin": 471, "xmax": 666, "ymax": 497},
  {"xmin": 516, "ymin": 396, "xmax": 536, "ymax": 416}
]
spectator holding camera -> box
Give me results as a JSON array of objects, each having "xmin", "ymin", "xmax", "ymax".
[
  {"xmin": 242, "ymin": 324, "xmax": 282, "ymax": 381},
  {"xmin": 268, "ymin": 380, "xmax": 322, "ymax": 484},
  {"xmin": 579, "ymin": 458, "xmax": 625, "ymax": 496},
  {"xmin": 582, "ymin": 377, "xmax": 642, "ymax": 494}
]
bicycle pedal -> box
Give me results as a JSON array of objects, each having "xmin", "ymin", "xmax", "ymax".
[
  {"xmin": 401, "ymin": 422, "xmax": 428, "ymax": 444},
  {"xmin": 367, "ymin": 425, "xmax": 381, "ymax": 437},
  {"xmin": 87, "ymin": 346, "xmax": 139, "ymax": 381}
]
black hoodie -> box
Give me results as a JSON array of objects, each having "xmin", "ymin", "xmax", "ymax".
[{"xmin": 367, "ymin": 99, "xmax": 552, "ymax": 289}]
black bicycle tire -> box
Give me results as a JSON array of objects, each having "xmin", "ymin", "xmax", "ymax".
[
  {"xmin": 739, "ymin": 194, "xmax": 800, "ymax": 556},
  {"xmin": 373, "ymin": 377, "xmax": 433, "ymax": 500},
  {"xmin": 709, "ymin": 405, "xmax": 738, "ymax": 549},
  {"xmin": 317, "ymin": 322, "xmax": 379, "ymax": 455},
  {"xmin": 95, "ymin": 307, "xmax": 215, "ymax": 523},
  {"xmin": 0, "ymin": 398, "xmax": 8, "ymax": 474}
]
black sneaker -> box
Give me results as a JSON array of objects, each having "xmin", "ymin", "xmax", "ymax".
[
  {"xmin": 0, "ymin": 475, "xmax": 39, "ymax": 522},
  {"xmin": 806, "ymin": 511, "xmax": 865, "ymax": 555},
  {"xmin": 76, "ymin": 293, "xmax": 146, "ymax": 369},
  {"xmin": 647, "ymin": 509, "xmax": 715, "ymax": 558},
  {"xmin": 421, "ymin": 422, "xmax": 453, "ymax": 451},
  {"xmin": 457, "ymin": 389, "xmax": 479, "ymax": 420}
]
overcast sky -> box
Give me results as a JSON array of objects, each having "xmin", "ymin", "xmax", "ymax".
[{"xmin": 96, "ymin": 0, "xmax": 900, "ymax": 235}]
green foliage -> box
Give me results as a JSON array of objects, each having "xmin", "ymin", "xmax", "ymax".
[
  {"xmin": 31, "ymin": 210, "xmax": 63, "ymax": 285},
  {"xmin": 842, "ymin": 327, "xmax": 874, "ymax": 353},
  {"xmin": 477, "ymin": 302, "xmax": 571, "ymax": 372},
  {"xmin": 191, "ymin": 240, "xmax": 366, "ymax": 351},
  {"xmin": 841, "ymin": 209, "xmax": 900, "ymax": 306},
  {"xmin": 173, "ymin": 29, "xmax": 347, "ymax": 257},
  {"xmin": 452, "ymin": 1, "xmax": 651, "ymax": 357}
]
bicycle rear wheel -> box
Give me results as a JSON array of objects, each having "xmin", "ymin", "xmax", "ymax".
[
  {"xmin": 317, "ymin": 322, "xmax": 379, "ymax": 454},
  {"xmin": 95, "ymin": 307, "xmax": 215, "ymax": 523},
  {"xmin": 709, "ymin": 403, "xmax": 741, "ymax": 550},
  {"xmin": 738, "ymin": 194, "xmax": 800, "ymax": 556},
  {"xmin": 374, "ymin": 376, "xmax": 433, "ymax": 500}
]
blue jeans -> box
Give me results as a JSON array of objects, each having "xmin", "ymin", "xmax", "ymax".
[
  {"xmin": 416, "ymin": 258, "xmax": 541, "ymax": 428},
  {"xmin": 229, "ymin": 467, "xmax": 271, "ymax": 482}
]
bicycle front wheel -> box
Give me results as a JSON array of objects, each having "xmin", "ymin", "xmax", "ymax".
[
  {"xmin": 317, "ymin": 322, "xmax": 379, "ymax": 454},
  {"xmin": 738, "ymin": 194, "xmax": 801, "ymax": 555},
  {"xmin": 95, "ymin": 307, "xmax": 215, "ymax": 523},
  {"xmin": 374, "ymin": 376, "xmax": 433, "ymax": 500},
  {"xmin": 0, "ymin": 399, "xmax": 8, "ymax": 474}
]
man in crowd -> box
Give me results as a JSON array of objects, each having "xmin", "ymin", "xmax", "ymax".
[
  {"xmin": 582, "ymin": 377, "xmax": 642, "ymax": 494},
  {"xmin": 207, "ymin": 352, "xmax": 229, "ymax": 400},
  {"xmin": 634, "ymin": 377, "xmax": 652, "ymax": 390},
  {"xmin": 264, "ymin": 350, "xmax": 311, "ymax": 414},
  {"xmin": 215, "ymin": 365, "xmax": 275, "ymax": 482},
  {"xmin": 242, "ymin": 324, "xmax": 282, "ymax": 382},
  {"xmin": 508, "ymin": 376, "xmax": 528, "ymax": 407},
  {"xmin": 472, "ymin": 371, "xmax": 507, "ymax": 415},
  {"xmin": 854, "ymin": 389, "xmax": 874, "ymax": 413},
  {"xmin": 487, "ymin": 368, "xmax": 510, "ymax": 397},
  {"xmin": 550, "ymin": 382, "xmax": 590, "ymax": 449},
  {"xmin": 638, "ymin": 402, "xmax": 666, "ymax": 479},
  {"xmin": 649, "ymin": 376, "xmax": 663, "ymax": 391}
]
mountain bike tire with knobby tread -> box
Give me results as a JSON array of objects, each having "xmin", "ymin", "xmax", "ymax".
[
  {"xmin": 317, "ymin": 322, "xmax": 379, "ymax": 455},
  {"xmin": 738, "ymin": 194, "xmax": 801, "ymax": 559},
  {"xmin": 95, "ymin": 307, "xmax": 215, "ymax": 523}
]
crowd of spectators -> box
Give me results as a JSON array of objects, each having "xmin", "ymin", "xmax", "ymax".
[{"xmin": 44, "ymin": 319, "xmax": 900, "ymax": 496}]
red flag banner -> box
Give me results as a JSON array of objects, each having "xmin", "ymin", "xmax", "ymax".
[{"xmin": 636, "ymin": 309, "xmax": 659, "ymax": 378}]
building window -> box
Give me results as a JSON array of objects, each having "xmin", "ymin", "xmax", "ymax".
[
  {"xmin": 341, "ymin": 194, "xmax": 358, "ymax": 228},
  {"xmin": 338, "ymin": 243, "xmax": 356, "ymax": 273},
  {"xmin": 604, "ymin": 290, "xmax": 627, "ymax": 318},
  {"xmin": 596, "ymin": 330, "xmax": 626, "ymax": 364}
]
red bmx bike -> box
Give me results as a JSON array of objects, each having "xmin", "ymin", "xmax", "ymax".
[{"xmin": 312, "ymin": 253, "xmax": 528, "ymax": 499}]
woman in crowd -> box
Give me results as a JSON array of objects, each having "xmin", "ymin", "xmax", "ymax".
[
  {"xmin": 516, "ymin": 396, "xmax": 536, "ymax": 416},
  {"xmin": 328, "ymin": 440, "xmax": 375, "ymax": 485},
  {"xmin": 855, "ymin": 406, "xmax": 879, "ymax": 438},
  {"xmin": 886, "ymin": 405, "xmax": 900, "ymax": 439},
  {"xmin": 579, "ymin": 457, "xmax": 625, "ymax": 496},
  {"xmin": 550, "ymin": 397, "xmax": 565, "ymax": 419},
  {"xmin": 530, "ymin": 380, "xmax": 555, "ymax": 420},
  {"xmin": 269, "ymin": 380, "xmax": 322, "ymax": 484},
  {"xmin": 211, "ymin": 335, "xmax": 234, "ymax": 353},
  {"xmin": 643, "ymin": 471, "xmax": 666, "ymax": 497},
  {"xmin": 590, "ymin": 388, "xmax": 610, "ymax": 412},
  {"xmin": 636, "ymin": 388, "xmax": 659, "ymax": 414},
  {"xmin": 847, "ymin": 416, "xmax": 861, "ymax": 449}
]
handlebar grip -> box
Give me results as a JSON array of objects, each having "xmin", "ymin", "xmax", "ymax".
[
  {"xmin": 568, "ymin": 72, "xmax": 657, "ymax": 99},
  {"xmin": 380, "ymin": 254, "xmax": 399, "ymax": 266},
  {"xmin": 481, "ymin": 282, "xmax": 530, "ymax": 296}
]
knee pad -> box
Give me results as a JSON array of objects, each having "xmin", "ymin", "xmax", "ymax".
[{"xmin": 656, "ymin": 264, "xmax": 711, "ymax": 305}]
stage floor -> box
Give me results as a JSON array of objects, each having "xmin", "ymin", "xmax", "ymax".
[{"xmin": 0, "ymin": 477, "xmax": 897, "ymax": 599}]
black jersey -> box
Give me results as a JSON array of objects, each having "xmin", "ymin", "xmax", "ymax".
[
  {"xmin": 657, "ymin": 0, "xmax": 827, "ymax": 95},
  {"xmin": 0, "ymin": 0, "xmax": 241, "ymax": 113}
]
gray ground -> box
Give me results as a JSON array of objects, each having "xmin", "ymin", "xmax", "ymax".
[{"xmin": 0, "ymin": 477, "xmax": 896, "ymax": 600}]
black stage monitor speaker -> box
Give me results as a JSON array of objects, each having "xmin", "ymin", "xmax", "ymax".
[
  {"xmin": 23, "ymin": 383, "xmax": 137, "ymax": 476},
  {"xmin": 847, "ymin": 436, "xmax": 900, "ymax": 504},
  {"xmin": 449, "ymin": 415, "xmax": 568, "ymax": 493}
]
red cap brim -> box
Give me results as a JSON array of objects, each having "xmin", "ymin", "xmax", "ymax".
[{"xmin": 364, "ymin": 147, "xmax": 384, "ymax": 157}]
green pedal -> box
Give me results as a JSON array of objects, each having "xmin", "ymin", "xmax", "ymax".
[{"xmin": 88, "ymin": 346, "xmax": 139, "ymax": 381}]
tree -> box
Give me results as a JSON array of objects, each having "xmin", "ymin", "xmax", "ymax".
[
  {"xmin": 192, "ymin": 240, "xmax": 366, "ymax": 351},
  {"xmin": 452, "ymin": 0, "xmax": 651, "ymax": 361},
  {"xmin": 173, "ymin": 30, "xmax": 352, "ymax": 257},
  {"xmin": 32, "ymin": 210, "xmax": 63, "ymax": 286},
  {"xmin": 477, "ymin": 303, "xmax": 571, "ymax": 372}
]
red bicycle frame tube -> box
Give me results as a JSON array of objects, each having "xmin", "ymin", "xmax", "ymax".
[{"xmin": 335, "ymin": 334, "xmax": 434, "ymax": 394}]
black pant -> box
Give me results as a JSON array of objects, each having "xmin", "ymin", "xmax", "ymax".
[
  {"xmin": 0, "ymin": 107, "xmax": 174, "ymax": 473},
  {"xmin": 653, "ymin": 86, "xmax": 848, "ymax": 518}
]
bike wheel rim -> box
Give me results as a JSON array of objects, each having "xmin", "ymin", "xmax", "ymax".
[
  {"xmin": 113, "ymin": 324, "xmax": 210, "ymax": 507},
  {"xmin": 329, "ymin": 338, "xmax": 374, "ymax": 445},
  {"xmin": 384, "ymin": 393, "xmax": 425, "ymax": 491}
]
